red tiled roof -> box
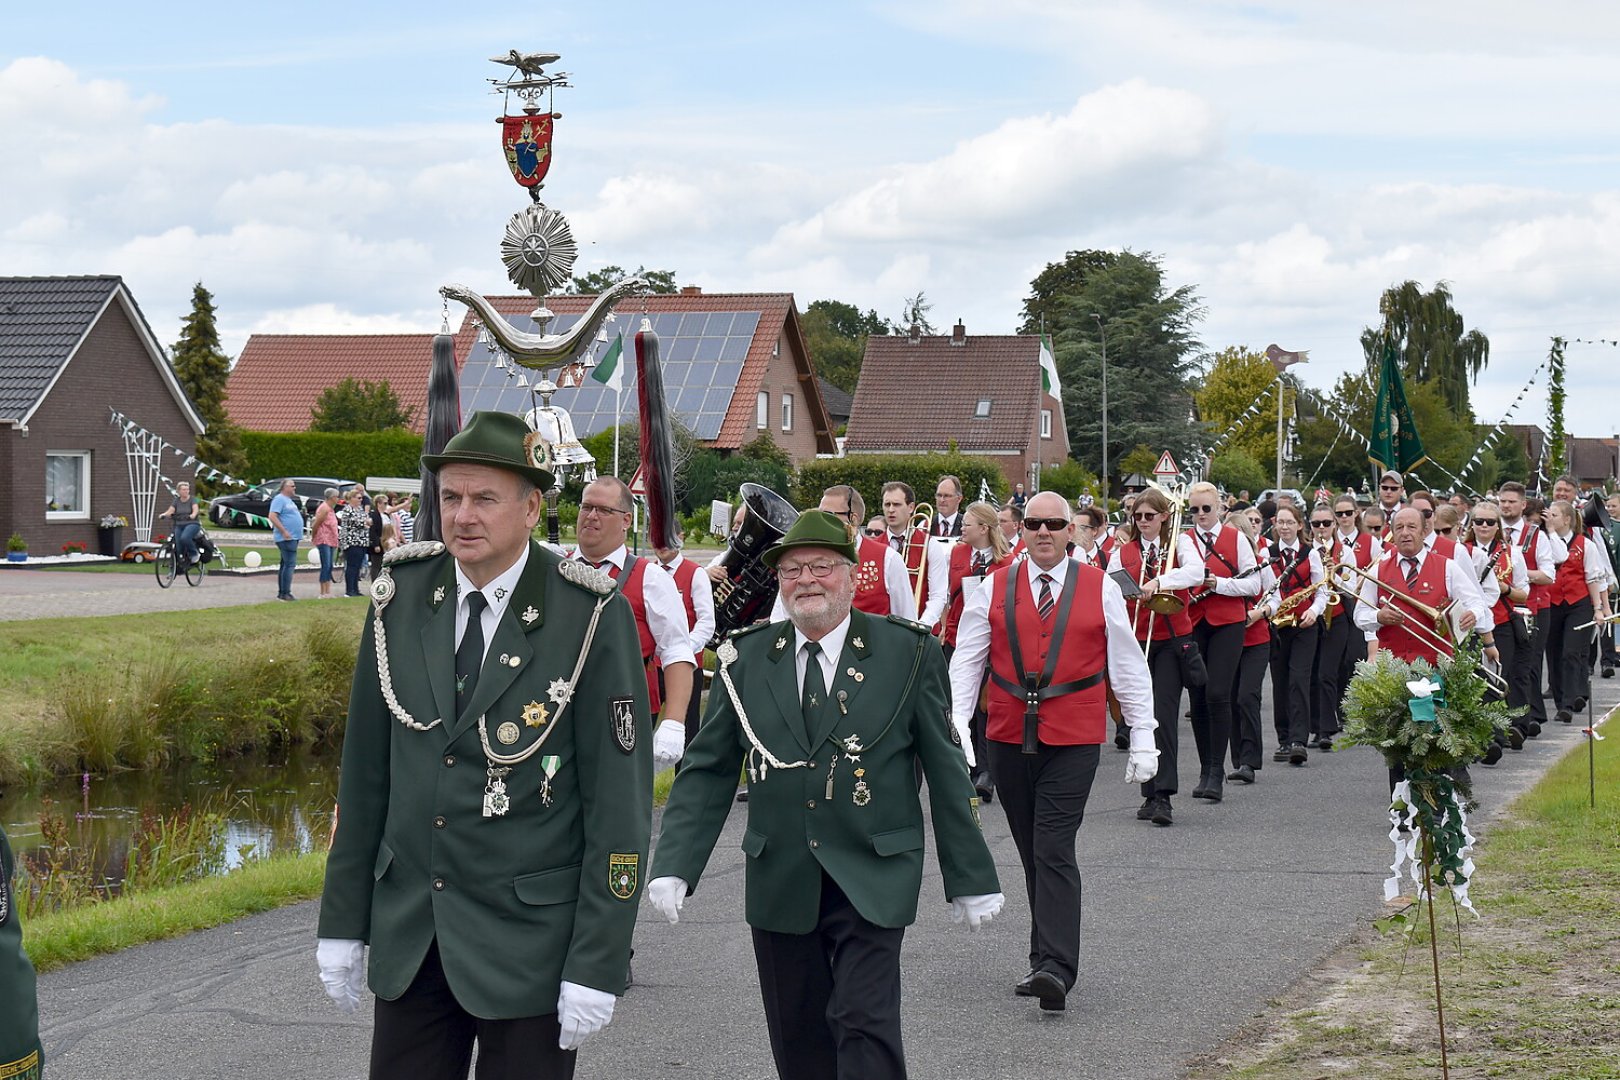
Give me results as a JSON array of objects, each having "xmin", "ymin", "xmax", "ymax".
[
  {"xmin": 225, "ymin": 334, "xmax": 436, "ymax": 434},
  {"xmin": 453, "ymin": 292, "xmax": 833, "ymax": 452},
  {"xmin": 845, "ymin": 334, "xmax": 1059, "ymax": 452}
]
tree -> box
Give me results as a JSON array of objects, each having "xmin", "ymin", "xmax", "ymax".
[
  {"xmin": 1360, "ymin": 280, "xmax": 1489, "ymax": 416},
  {"xmin": 801, "ymin": 299, "xmax": 890, "ymax": 394},
  {"xmin": 309, "ymin": 378, "xmax": 416, "ymax": 433},
  {"xmin": 1021, "ymin": 250, "xmax": 1206, "ymax": 484},
  {"xmin": 895, "ymin": 290, "xmax": 936, "ymax": 335},
  {"xmin": 1194, "ymin": 346, "xmax": 1281, "ymax": 467},
  {"xmin": 170, "ymin": 282, "xmax": 247, "ymax": 490},
  {"xmin": 1209, "ymin": 450, "xmax": 1270, "ymax": 497},
  {"xmin": 566, "ymin": 265, "xmax": 679, "ymax": 295},
  {"xmin": 1118, "ymin": 444, "xmax": 1161, "ymax": 479}
]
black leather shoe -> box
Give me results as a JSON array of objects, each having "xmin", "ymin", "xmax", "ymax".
[
  {"xmin": 1114, "ymin": 728, "xmax": 1129, "ymax": 750},
  {"xmin": 1483, "ymin": 743, "xmax": 1503, "ymax": 766},
  {"xmin": 1288, "ymin": 743, "xmax": 1308, "ymax": 766},
  {"xmin": 1150, "ymin": 797, "xmax": 1173, "ymax": 826},
  {"xmin": 1014, "ymin": 970, "xmax": 1037, "ymax": 997},
  {"xmin": 1604, "ymin": 665, "xmax": 1615, "ymax": 679},
  {"xmin": 1316, "ymin": 736, "xmax": 1335, "ymax": 751},
  {"xmin": 1027, "ymin": 970, "xmax": 1067, "ymax": 1011},
  {"xmin": 1525, "ymin": 720, "xmax": 1542, "ymax": 736},
  {"xmin": 1556, "ymin": 709, "xmax": 1573, "ymax": 724},
  {"xmin": 1191, "ymin": 776, "xmax": 1211, "ymax": 800},
  {"xmin": 1272, "ymin": 745, "xmax": 1291, "ymax": 762},
  {"xmin": 1571, "ymin": 696, "xmax": 1587, "ymax": 713},
  {"xmin": 1506, "ymin": 727, "xmax": 1525, "ymax": 750},
  {"xmin": 974, "ymin": 782, "xmax": 994, "ymax": 804},
  {"xmin": 1228, "ymin": 764, "xmax": 1256, "ymax": 784},
  {"xmin": 1137, "ymin": 797, "xmax": 1156, "ymax": 821}
]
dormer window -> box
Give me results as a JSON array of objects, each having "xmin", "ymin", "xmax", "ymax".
[{"xmin": 974, "ymin": 398, "xmax": 992, "ymax": 418}]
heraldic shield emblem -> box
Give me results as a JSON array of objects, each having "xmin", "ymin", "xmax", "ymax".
[
  {"xmin": 501, "ymin": 113, "xmax": 554, "ymax": 188},
  {"xmin": 609, "ymin": 852, "xmax": 639, "ymax": 900}
]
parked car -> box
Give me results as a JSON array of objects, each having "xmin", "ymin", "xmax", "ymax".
[
  {"xmin": 209, "ymin": 477, "xmax": 355, "ymax": 527},
  {"xmin": 1258, "ymin": 488, "xmax": 1306, "ymax": 509}
]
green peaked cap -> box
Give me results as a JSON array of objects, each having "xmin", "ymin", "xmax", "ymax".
[
  {"xmin": 762, "ymin": 508, "xmax": 859, "ymax": 568},
  {"xmin": 421, "ymin": 410, "xmax": 556, "ymax": 490}
]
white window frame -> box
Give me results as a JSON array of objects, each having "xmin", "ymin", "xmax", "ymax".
[
  {"xmin": 756, "ymin": 391, "xmax": 769, "ymax": 430},
  {"xmin": 46, "ymin": 450, "xmax": 92, "ymax": 521},
  {"xmin": 781, "ymin": 393, "xmax": 794, "ymax": 432},
  {"xmin": 974, "ymin": 398, "xmax": 992, "ymax": 418},
  {"xmin": 1040, "ymin": 409, "xmax": 1053, "ymax": 439}
]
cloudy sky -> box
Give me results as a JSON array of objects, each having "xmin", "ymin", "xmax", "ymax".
[{"xmin": 6, "ymin": 1, "xmax": 1620, "ymax": 436}]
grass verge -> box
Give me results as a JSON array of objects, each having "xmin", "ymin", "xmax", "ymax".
[
  {"xmin": 22, "ymin": 850, "xmax": 327, "ymax": 974},
  {"xmin": 1186, "ymin": 724, "xmax": 1620, "ymax": 1080}
]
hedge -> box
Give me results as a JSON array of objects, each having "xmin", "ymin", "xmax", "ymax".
[
  {"xmin": 794, "ymin": 452, "xmax": 1011, "ymax": 518},
  {"xmin": 240, "ymin": 430, "xmax": 424, "ymax": 485}
]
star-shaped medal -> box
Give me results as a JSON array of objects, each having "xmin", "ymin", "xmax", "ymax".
[
  {"xmin": 524, "ymin": 700, "xmax": 550, "ymax": 728},
  {"xmin": 548, "ymin": 678, "xmax": 572, "ymax": 706}
]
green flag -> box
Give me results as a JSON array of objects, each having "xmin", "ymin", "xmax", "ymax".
[
  {"xmin": 1369, "ymin": 341, "xmax": 1426, "ymax": 473},
  {"xmin": 590, "ymin": 332, "xmax": 624, "ymax": 391},
  {"xmin": 1038, "ymin": 332, "xmax": 1062, "ymax": 397}
]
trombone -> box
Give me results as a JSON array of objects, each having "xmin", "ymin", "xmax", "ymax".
[
  {"xmin": 1336, "ymin": 559, "xmax": 1509, "ymax": 695},
  {"xmin": 1139, "ymin": 481, "xmax": 1187, "ymax": 653},
  {"xmin": 898, "ymin": 502, "xmax": 935, "ymax": 614}
]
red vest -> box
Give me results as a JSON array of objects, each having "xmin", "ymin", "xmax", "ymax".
[
  {"xmin": 1376, "ymin": 549, "xmax": 1450, "ymax": 664},
  {"xmin": 985, "ymin": 564, "xmax": 1109, "ymax": 746},
  {"xmin": 1188, "ymin": 525, "xmax": 1246, "ymax": 627},
  {"xmin": 852, "ymin": 534, "xmax": 893, "ymax": 616},
  {"xmin": 891, "ymin": 526, "xmax": 929, "ymax": 599},
  {"xmin": 943, "ymin": 543, "xmax": 1011, "ymax": 647},
  {"xmin": 1466, "ymin": 540, "xmax": 1513, "ymax": 627},
  {"xmin": 1270, "ymin": 543, "xmax": 1313, "ymax": 600},
  {"xmin": 1244, "ymin": 538, "xmax": 1270, "ymax": 647},
  {"xmin": 607, "ymin": 556, "xmax": 661, "ymax": 713},
  {"xmin": 665, "ymin": 557, "xmax": 699, "ymax": 630},
  {"xmin": 1430, "ymin": 533, "xmax": 1457, "ymax": 561},
  {"xmin": 1117, "ymin": 538, "xmax": 1193, "ymax": 640},
  {"xmin": 1349, "ymin": 531, "xmax": 1376, "ymax": 570},
  {"xmin": 1555, "ymin": 533, "xmax": 1589, "ymax": 606},
  {"xmin": 1514, "ymin": 524, "xmax": 1553, "ymax": 611}
]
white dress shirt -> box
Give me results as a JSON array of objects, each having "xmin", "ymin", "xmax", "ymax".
[
  {"xmin": 1257, "ymin": 541, "xmax": 1327, "ymax": 619},
  {"xmin": 794, "ymin": 614, "xmax": 851, "ymax": 698},
  {"xmin": 948, "ymin": 556, "xmax": 1156, "ymax": 744},
  {"xmin": 1101, "ymin": 533, "xmax": 1206, "ymax": 591},
  {"xmin": 1353, "ymin": 546, "xmax": 1495, "ymax": 637},
  {"xmin": 1190, "ymin": 522, "xmax": 1260, "ymax": 597},
  {"xmin": 453, "ymin": 544, "xmax": 531, "ymax": 663},
  {"xmin": 575, "ymin": 544, "xmax": 697, "ymax": 669},
  {"xmin": 1425, "ymin": 533, "xmax": 1494, "ymax": 631},
  {"xmin": 659, "ymin": 552, "xmax": 716, "ymax": 656},
  {"xmin": 1556, "ymin": 530, "xmax": 1611, "ymax": 587}
]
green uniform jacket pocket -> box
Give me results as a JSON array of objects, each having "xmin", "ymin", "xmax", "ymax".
[
  {"xmin": 514, "ymin": 863, "xmax": 582, "ymax": 906},
  {"xmin": 869, "ymin": 826, "xmax": 923, "ymax": 857}
]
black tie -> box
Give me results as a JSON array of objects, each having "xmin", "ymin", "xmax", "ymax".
[
  {"xmin": 891, "ymin": 534, "xmax": 903, "ymax": 553},
  {"xmin": 1037, "ymin": 573, "xmax": 1055, "ymax": 620},
  {"xmin": 1144, "ymin": 544, "xmax": 1159, "ymax": 578},
  {"xmin": 801, "ymin": 641, "xmax": 827, "ymax": 731},
  {"xmin": 456, "ymin": 590, "xmax": 488, "ymax": 718},
  {"xmin": 1403, "ymin": 556, "xmax": 1419, "ymax": 588}
]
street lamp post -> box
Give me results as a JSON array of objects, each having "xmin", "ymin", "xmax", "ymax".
[{"xmin": 1091, "ymin": 313, "xmax": 1108, "ymax": 508}]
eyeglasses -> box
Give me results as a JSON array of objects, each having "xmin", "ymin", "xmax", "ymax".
[
  {"xmin": 862, "ymin": 528, "xmax": 885, "ymax": 538},
  {"xmin": 1436, "ymin": 526, "xmax": 1454, "ymax": 536},
  {"xmin": 1419, "ymin": 509, "xmax": 1434, "ymax": 519},
  {"xmin": 1474, "ymin": 518, "xmax": 1500, "ymax": 527},
  {"xmin": 1311, "ymin": 520, "xmax": 1334, "ymax": 528},
  {"xmin": 1132, "ymin": 511, "xmax": 1160, "ymax": 522},
  {"xmin": 579, "ymin": 503, "xmax": 630, "ymax": 518},
  {"xmin": 777, "ymin": 560, "xmax": 844, "ymax": 581},
  {"xmin": 1380, "ymin": 484, "xmax": 1401, "ymax": 491},
  {"xmin": 1023, "ymin": 518, "xmax": 1070, "ymax": 532},
  {"xmin": 1334, "ymin": 508, "xmax": 1356, "ymax": 517},
  {"xmin": 1191, "ymin": 504, "xmax": 1216, "ymax": 514}
]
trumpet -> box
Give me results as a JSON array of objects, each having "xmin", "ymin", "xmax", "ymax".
[{"xmin": 1336, "ymin": 558, "xmax": 1510, "ymax": 695}]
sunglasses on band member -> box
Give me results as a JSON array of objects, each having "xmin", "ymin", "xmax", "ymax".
[
  {"xmin": 1132, "ymin": 511, "xmax": 1160, "ymax": 521},
  {"xmin": 1419, "ymin": 509, "xmax": 1434, "ymax": 519},
  {"xmin": 1334, "ymin": 508, "xmax": 1356, "ymax": 517},
  {"xmin": 1023, "ymin": 517, "xmax": 1070, "ymax": 532},
  {"xmin": 1380, "ymin": 484, "xmax": 1401, "ymax": 491},
  {"xmin": 1311, "ymin": 520, "xmax": 1334, "ymax": 528},
  {"xmin": 1190, "ymin": 504, "xmax": 1217, "ymax": 514},
  {"xmin": 1474, "ymin": 518, "xmax": 1500, "ymax": 526}
]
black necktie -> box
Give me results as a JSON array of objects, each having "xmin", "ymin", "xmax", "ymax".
[
  {"xmin": 456, "ymin": 590, "xmax": 487, "ymax": 718},
  {"xmin": 891, "ymin": 534, "xmax": 903, "ymax": 553},
  {"xmin": 801, "ymin": 641, "xmax": 827, "ymax": 731},
  {"xmin": 1037, "ymin": 573, "xmax": 1055, "ymax": 620},
  {"xmin": 1403, "ymin": 556, "xmax": 1419, "ymax": 588},
  {"xmin": 1144, "ymin": 544, "xmax": 1159, "ymax": 578}
]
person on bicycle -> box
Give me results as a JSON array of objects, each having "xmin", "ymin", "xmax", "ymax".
[{"xmin": 158, "ymin": 481, "xmax": 203, "ymax": 567}]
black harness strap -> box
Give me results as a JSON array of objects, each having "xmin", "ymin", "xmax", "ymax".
[{"xmin": 992, "ymin": 560, "xmax": 1104, "ymax": 754}]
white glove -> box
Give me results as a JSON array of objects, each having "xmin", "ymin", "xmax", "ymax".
[
  {"xmin": 652, "ymin": 719, "xmax": 686, "ymax": 772},
  {"xmin": 647, "ymin": 875, "xmax": 688, "ymax": 925},
  {"xmin": 316, "ymin": 938, "xmax": 366, "ymax": 1014},
  {"xmin": 557, "ymin": 980, "xmax": 616, "ymax": 1051},
  {"xmin": 1124, "ymin": 723, "xmax": 1159, "ymax": 784},
  {"xmin": 949, "ymin": 892, "xmax": 1004, "ymax": 931},
  {"xmin": 951, "ymin": 714, "xmax": 977, "ymax": 768}
]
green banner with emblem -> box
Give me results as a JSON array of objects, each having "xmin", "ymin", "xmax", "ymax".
[{"xmin": 1368, "ymin": 341, "xmax": 1427, "ymax": 474}]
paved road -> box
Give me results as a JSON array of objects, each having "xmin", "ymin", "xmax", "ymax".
[{"xmin": 36, "ymin": 678, "xmax": 1615, "ymax": 1079}]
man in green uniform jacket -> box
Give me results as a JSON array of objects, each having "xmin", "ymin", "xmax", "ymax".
[
  {"xmin": 648, "ymin": 509, "xmax": 1003, "ymax": 1080},
  {"xmin": 1, "ymin": 825, "xmax": 43, "ymax": 1079},
  {"xmin": 317, "ymin": 410, "xmax": 652, "ymax": 1080}
]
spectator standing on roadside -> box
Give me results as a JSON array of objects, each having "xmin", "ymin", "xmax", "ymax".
[
  {"xmin": 338, "ymin": 488, "xmax": 370, "ymax": 597},
  {"xmin": 368, "ymin": 494, "xmax": 390, "ymax": 582},
  {"xmin": 270, "ymin": 478, "xmax": 304, "ymax": 601},
  {"xmin": 311, "ymin": 488, "xmax": 341, "ymax": 599},
  {"xmin": 395, "ymin": 494, "xmax": 415, "ymax": 544}
]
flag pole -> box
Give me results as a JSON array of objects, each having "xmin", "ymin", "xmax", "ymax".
[
  {"xmin": 1275, "ymin": 373, "xmax": 1286, "ymax": 490},
  {"xmin": 613, "ymin": 385, "xmax": 621, "ymax": 479}
]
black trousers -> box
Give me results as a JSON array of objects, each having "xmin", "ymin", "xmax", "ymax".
[
  {"xmin": 1519, "ymin": 607, "xmax": 1551, "ymax": 724},
  {"xmin": 1338, "ymin": 600, "xmax": 1366, "ymax": 699},
  {"xmin": 751, "ymin": 874, "xmax": 907, "ymax": 1080},
  {"xmin": 1546, "ymin": 598, "xmax": 1595, "ymax": 710},
  {"xmin": 1188, "ymin": 621, "xmax": 1243, "ymax": 779},
  {"xmin": 370, "ymin": 940, "xmax": 576, "ymax": 1080},
  {"xmin": 1495, "ymin": 620, "xmax": 1523, "ymax": 711},
  {"xmin": 1229, "ymin": 640, "xmax": 1270, "ymax": 770},
  {"xmin": 1269, "ymin": 623, "xmax": 1319, "ymax": 748},
  {"xmin": 1311, "ymin": 613, "xmax": 1351, "ymax": 739},
  {"xmin": 1141, "ymin": 639, "xmax": 1185, "ymax": 798},
  {"xmin": 988, "ymin": 740, "xmax": 1100, "ymax": 991}
]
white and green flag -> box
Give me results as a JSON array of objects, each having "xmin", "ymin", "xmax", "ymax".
[
  {"xmin": 590, "ymin": 332, "xmax": 624, "ymax": 391},
  {"xmin": 1038, "ymin": 332, "xmax": 1062, "ymax": 398}
]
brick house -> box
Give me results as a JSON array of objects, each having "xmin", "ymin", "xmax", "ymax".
[
  {"xmin": 843, "ymin": 322, "xmax": 1070, "ymax": 490},
  {"xmin": 226, "ymin": 334, "xmax": 436, "ymax": 434},
  {"xmin": 0, "ymin": 276, "xmax": 203, "ymax": 554}
]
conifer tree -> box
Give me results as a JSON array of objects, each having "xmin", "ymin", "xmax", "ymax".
[{"xmin": 171, "ymin": 282, "xmax": 247, "ymax": 492}]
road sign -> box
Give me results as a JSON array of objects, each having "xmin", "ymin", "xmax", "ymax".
[
  {"xmin": 628, "ymin": 465, "xmax": 647, "ymax": 497},
  {"xmin": 1153, "ymin": 450, "xmax": 1180, "ymax": 478}
]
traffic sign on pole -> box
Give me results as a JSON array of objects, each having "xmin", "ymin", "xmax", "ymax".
[{"xmin": 1153, "ymin": 450, "xmax": 1180, "ymax": 478}]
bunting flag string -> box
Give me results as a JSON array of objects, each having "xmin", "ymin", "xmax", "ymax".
[
  {"xmin": 107, "ymin": 408, "xmax": 254, "ymax": 492},
  {"xmin": 977, "ymin": 476, "xmax": 1001, "ymax": 509},
  {"xmin": 1456, "ymin": 357, "xmax": 1548, "ymax": 482},
  {"xmin": 1572, "ymin": 338, "xmax": 1620, "ymax": 347},
  {"xmin": 1193, "ymin": 380, "xmax": 1280, "ymax": 467},
  {"xmin": 1292, "ymin": 387, "xmax": 1484, "ymax": 499}
]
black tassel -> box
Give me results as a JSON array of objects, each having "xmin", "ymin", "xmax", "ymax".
[{"xmin": 416, "ymin": 332, "xmax": 462, "ymax": 543}]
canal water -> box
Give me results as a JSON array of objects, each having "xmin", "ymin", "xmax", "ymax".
[{"xmin": 0, "ymin": 745, "xmax": 339, "ymax": 877}]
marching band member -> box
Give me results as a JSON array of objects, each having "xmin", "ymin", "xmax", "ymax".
[
  {"xmin": 1545, "ymin": 499, "xmax": 1609, "ymax": 723},
  {"xmin": 1263, "ymin": 504, "xmax": 1326, "ymax": 767},
  {"xmin": 1104, "ymin": 487, "xmax": 1205, "ymax": 826},
  {"xmin": 1334, "ymin": 494, "xmax": 1381, "ymax": 669},
  {"xmin": 654, "ymin": 525, "xmax": 716, "ymax": 751},
  {"xmin": 880, "ymin": 482, "xmax": 949, "ymax": 627},
  {"xmin": 1183, "ymin": 482, "xmax": 1259, "ymax": 803},
  {"xmin": 941, "ymin": 501, "xmax": 1016, "ymax": 799},
  {"xmin": 1227, "ymin": 511, "xmax": 1271, "ymax": 784},
  {"xmin": 1498, "ymin": 483, "xmax": 1562, "ymax": 734},
  {"xmin": 771, "ymin": 486, "xmax": 916, "ymax": 622},
  {"xmin": 997, "ymin": 502, "xmax": 1025, "ymax": 552},
  {"xmin": 1305, "ymin": 505, "xmax": 1354, "ymax": 750},
  {"xmin": 1464, "ymin": 501, "xmax": 1531, "ymax": 746},
  {"xmin": 1353, "ymin": 505, "xmax": 1496, "ymax": 667},
  {"xmin": 1070, "ymin": 504, "xmax": 1107, "ymax": 567}
]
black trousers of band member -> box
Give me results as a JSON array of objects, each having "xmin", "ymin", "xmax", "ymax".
[
  {"xmin": 1495, "ymin": 620, "xmax": 1523, "ymax": 714},
  {"xmin": 1229, "ymin": 639, "xmax": 1270, "ymax": 770},
  {"xmin": 1140, "ymin": 639, "xmax": 1185, "ymax": 798},
  {"xmin": 751, "ymin": 873, "xmax": 907, "ymax": 1080},
  {"xmin": 370, "ymin": 940, "xmax": 576, "ymax": 1080},
  {"xmin": 1515, "ymin": 608, "xmax": 1551, "ymax": 724},
  {"xmin": 1269, "ymin": 623, "xmax": 1319, "ymax": 748},
  {"xmin": 1311, "ymin": 614, "xmax": 1351, "ymax": 740},
  {"xmin": 1188, "ymin": 621, "xmax": 1243, "ymax": 779},
  {"xmin": 988, "ymin": 740, "xmax": 1100, "ymax": 991},
  {"xmin": 1545, "ymin": 598, "xmax": 1595, "ymax": 710},
  {"xmin": 1339, "ymin": 600, "xmax": 1367, "ymax": 697}
]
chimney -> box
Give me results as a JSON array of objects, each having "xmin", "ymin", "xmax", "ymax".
[
  {"xmin": 951, "ymin": 320, "xmax": 965, "ymax": 346},
  {"xmin": 680, "ymin": 285, "xmax": 702, "ymax": 296},
  {"xmin": 908, "ymin": 322, "xmax": 921, "ymax": 345}
]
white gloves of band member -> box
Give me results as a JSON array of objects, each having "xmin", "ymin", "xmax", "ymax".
[
  {"xmin": 652, "ymin": 719, "xmax": 686, "ymax": 772},
  {"xmin": 647, "ymin": 875, "xmax": 688, "ymax": 925},
  {"xmin": 557, "ymin": 981, "xmax": 616, "ymax": 1051},
  {"xmin": 1124, "ymin": 724, "xmax": 1160, "ymax": 785},
  {"xmin": 949, "ymin": 892, "xmax": 1005, "ymax": 930},
  {"xmin": 316, "ymin": 938, "xmax": 367, "ymax": 1014}
]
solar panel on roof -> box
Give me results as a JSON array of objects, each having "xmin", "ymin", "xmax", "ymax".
[{"xmin": 459, "ymin": 309, "xmax": 761, "ymax": 442}]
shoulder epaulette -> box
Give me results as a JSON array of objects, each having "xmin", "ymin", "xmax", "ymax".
[
  {"xmin": 558, "ymin": 557, "xmax": 616, "ymax": 596},
  {"xmin": 885, "ymin": 614, "xmax": 930, "ymax": 634},
  {"xmin": 382, "ymin": 540, "xmax": 445, "ymax": 566},
  {"xmin": 727, "ymin": 619, "xmax": 774, "ymax": 640}
]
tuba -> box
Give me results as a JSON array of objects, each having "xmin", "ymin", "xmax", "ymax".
[{"xmin": 708, "ymin": 483, "xmax": 800, "ymax": 647}]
